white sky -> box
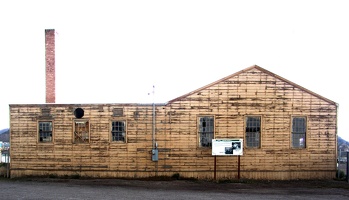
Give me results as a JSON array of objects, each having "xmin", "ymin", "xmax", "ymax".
[{"xmin": 1, "ymin": 0, "xmax": 348, "ymax": 140}]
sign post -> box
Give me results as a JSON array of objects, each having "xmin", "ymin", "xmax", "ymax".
[
  {"xmin": 212, "ymin": 139, "xmax": 243, "ymax": 180},
  {"xmin": 214, "ymin": 156, "xmax": 217, "ymax": 180},
  {"xmin": 238, "ymin": 155, "xmax": 241, "ymax": 179}
]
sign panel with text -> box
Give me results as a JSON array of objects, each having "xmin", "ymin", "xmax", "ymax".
[{"xmin": 212, "ymin": 139, "xmax": 243, "ymax": 156}]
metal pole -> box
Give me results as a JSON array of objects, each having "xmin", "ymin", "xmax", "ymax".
[
  {"xmin": 238, "ymin": 155, "xmax": 241, "ymax": 180},
  {"xmin": 347, "ymin": 152, "xmax": 349, "ymax": 183},
  {"xmin": 214, "ymin": 156, "xmax": 217, "ymax": 181},
  {"xmin": 6, "ymin": 150, "xmax": 10, "ymax": 178},
  {"xmin": 338, "ymin": 149, "xmax": 341, "ymax": 179}
]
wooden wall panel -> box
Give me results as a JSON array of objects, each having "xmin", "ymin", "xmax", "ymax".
[{"xmin": 10, "ymin": 67, "xmax": 337, "ymax": 180}]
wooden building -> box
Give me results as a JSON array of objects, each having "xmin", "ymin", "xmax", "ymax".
[
  {"xmin": 9, "ymin": 30, "xmax": 338, "ymax": 180},
  {"xmin": 9, "ymin": 65, "xmax": 338, "ymax": 180}
]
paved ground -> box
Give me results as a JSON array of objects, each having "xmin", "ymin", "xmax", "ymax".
[{"xmin": 0, "ymin": 178, "xmax": 349, "ymax": 200}]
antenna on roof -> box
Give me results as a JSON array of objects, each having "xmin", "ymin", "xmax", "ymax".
[
  {"xmin": 152, "ymin": 85, "xmax": 155, "ymax": 104},
  {"xmin": 147, "ymin": 85, "xmax": 155, "ymax": 104}
]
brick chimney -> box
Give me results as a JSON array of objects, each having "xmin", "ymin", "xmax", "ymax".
[{"xmin": 45, "ymin": 29, "xmax": 55, "ymax": 103}]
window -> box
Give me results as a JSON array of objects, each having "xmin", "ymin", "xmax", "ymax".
[
  {"xmin": 245, "ymin": 116, "xmax": 261, "ymax": 148},
  {"xmin": 73, "ymin": 120, "xmax": 90, "ymax": 143},
  {"xmin": 38, "ymin": 121, "xmax": 53, "ymax": 142},
  {"xmin": 292, "ymin": 117, "xmax": 306, "ymax": 148},
  {"xmin": 111, "ymin": 121, "xmax": 126, "ymax": 142},
  {"xmin": 198, "ymin": 116, "xmax": 214, "ymax": 147}
]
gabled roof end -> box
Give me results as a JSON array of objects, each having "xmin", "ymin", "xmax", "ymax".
[{"xmin": 168, "ymin": 65, "xmax": 337, "ymax": 106}]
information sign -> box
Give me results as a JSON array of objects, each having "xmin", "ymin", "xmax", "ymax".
[{"xmin": 212, "ymin": 139, "xmax": 243, "ymax": 156}]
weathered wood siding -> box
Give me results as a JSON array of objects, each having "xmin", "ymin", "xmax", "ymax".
[
  {"xmin": 10, "ymin": 104, "xmax": 161, "ymax": 178},
  {"xmin": 10, "ymin": 66, "xmax": 337, "ymax": 180},
  {"xmin": 164, "ymin": 67, "xmax": 337, "ymax": 180}
]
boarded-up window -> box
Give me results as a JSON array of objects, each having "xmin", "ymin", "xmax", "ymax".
[
  {"xmin": 111, "ymin": 121, "xmax": 126, "ymax": 142},
  {"xmin": 198, "ymin": 116, "xmax": 214, "ymax": 147},
  {"xmin": 245, "ymin": 116, "xmax": 261, "ymax": 148},
  {"xmin": 74, "ymin": 120, "xmax": 90, "ymax": 143},
  {"xmin": 38, "ymin": 121, "xmax": 53, "ymax": 142},
  {"xmin": 292, "ymin": 117, "xmax": 306, "ymax": 148}
]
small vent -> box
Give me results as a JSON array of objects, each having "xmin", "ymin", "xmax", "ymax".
[
  {"xmin": 133, "ymin": 111, "xmax": 140, "ymax": 119},
  {"xmin": 98, "ymin": 105, "xmax": 104, "ymax": 112},
  {"xmin": 112, "ymin": 108, "xmax": 124, "ymax": 117},
  {"xmin": 74, "ymin": 108, "xmax": 84, "ymax": 118},
  {"xmin": 41, "ymin": 108, "xmax": 51, "ymax": 116}
]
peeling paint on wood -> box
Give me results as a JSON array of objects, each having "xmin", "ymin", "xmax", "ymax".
[{"xmin": 9, "ymin": 66, "xmax": 337, "ymax": 180}]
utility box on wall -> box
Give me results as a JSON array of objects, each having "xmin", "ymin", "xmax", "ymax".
[{"xmin": 152, "ymin": 149, "xmax": 158, "ymax": 161}]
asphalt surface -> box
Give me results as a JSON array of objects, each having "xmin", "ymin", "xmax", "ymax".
[{"xmin": 0, "ymin": 178, "xmax": 348, "ymax": 200}]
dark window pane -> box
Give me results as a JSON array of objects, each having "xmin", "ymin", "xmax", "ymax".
[
  {"xmin": 292, "ymin": 117, "xmax": 306, "ymax": 148},
  {"xmin": 198, "ymin": 117, "xmax": 214, "ymax": 147},
  {"xmin": 38, "ymin": 122, "xmax": 53, "ymax": 142},
  {"xmin": 111, "ymin": 121, "xmax": 126, "ymax": 142},
  {"xmin": 245, "ymin": 117, "xmax": 261, "ymax": 148}
]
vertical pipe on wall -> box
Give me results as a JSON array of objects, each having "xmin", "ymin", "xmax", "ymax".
[
  {"xmin": 152, "ymin": 85, "xmax": 155, "ymax": 149},
  {"xmin": 151, "ymin": 85, "xmax": 158, "ymax": 163}
]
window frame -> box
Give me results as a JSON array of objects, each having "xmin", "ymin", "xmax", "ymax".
[
  {"xmin": 73, "ymin": 119, "xmax": 90, "ymax": 144},
  {"xmin": 291, "ymin": 116, "xmax": 307, "ymax": 149},
  {"xmin": 110, "ymin": 119, "xmax": 127, "ymax": 143},
  {"xmin": 38, "ymin": 121, "xmax": 53, "ymax": 143},
  {"xmin": 197, "ymin": 116, "xmax": 215, "ymax": 148},
  {"xmin": 245, "ymin": 116, "xmax": 262, "ymax": 148}
]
